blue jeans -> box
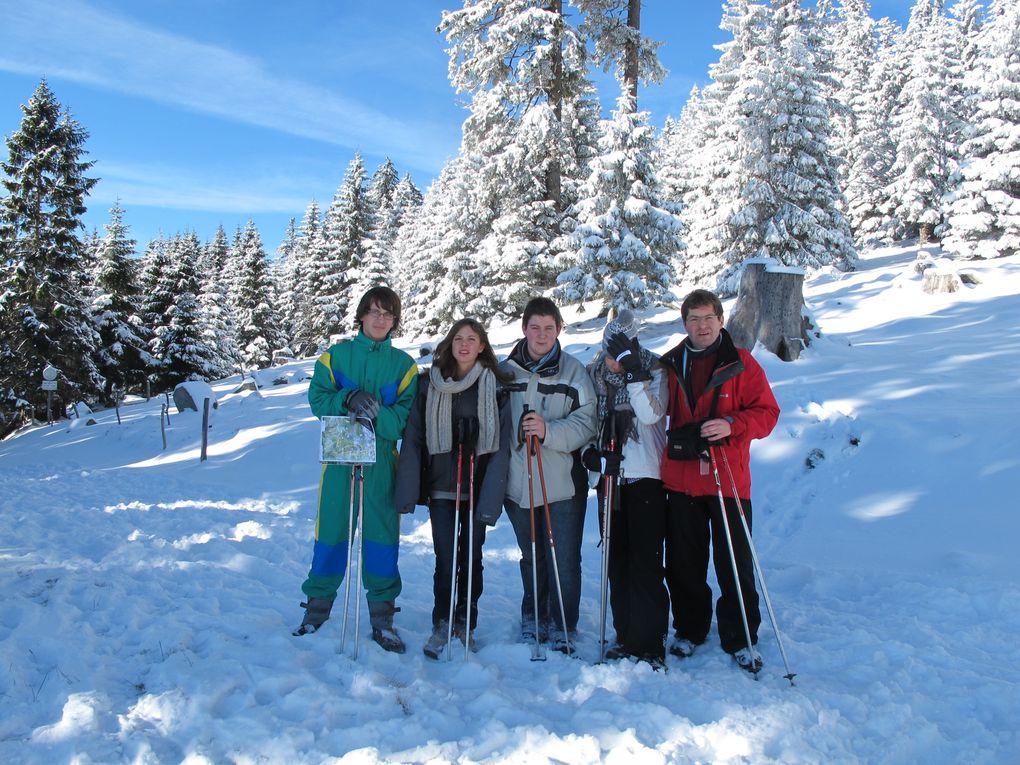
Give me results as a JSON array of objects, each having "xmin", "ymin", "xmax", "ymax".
[{"xmin": 505, "ymin": 494, "xmax": 587, "ymax": 637}]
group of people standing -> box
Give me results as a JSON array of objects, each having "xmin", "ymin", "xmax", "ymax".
[{"xmin": 293, "ymin": 285, "xmax": 779, "ymax": 674}]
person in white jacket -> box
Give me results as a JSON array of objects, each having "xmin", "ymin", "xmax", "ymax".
[{"xmin": 586, "ymin": 310, "xmax": 669, "ymax": 664}]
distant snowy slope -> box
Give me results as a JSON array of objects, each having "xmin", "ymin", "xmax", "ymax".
[{"xmin": 0, "ymin": 244, "xmax": 1017, "ymax": 764}]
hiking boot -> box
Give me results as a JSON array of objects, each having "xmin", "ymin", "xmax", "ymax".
[
  {"xmin": 733, "ymin": 647, "xmax": 763, "ymax": 674},
  {"xmin": 454, "ymin": 623, "xmax": 478, "ymax": 653},
  {"xmin": 292, "ymin": 597, "xmax": 333, "ymax": 636},
  {"xmin": 668, "ymin": 638, "xmax": 696, "ymax": 658},
  {"xmin": 603, "ymin": 643, "xmax": 629, "ymax": 661},
  {"xmin": 423, "ymin": 621, "xmax": 449, "ymax": 660},
  {"xmin": 368, "ymin": 600, "xmax": 406, "ymax": 654}
]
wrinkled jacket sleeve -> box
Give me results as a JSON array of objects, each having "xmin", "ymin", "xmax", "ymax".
[
  {"xmin": 728, "ymin": 352, "xmax": 779, "ymax": 443},
  {"xmin": 394, "ymin": 379, "xmax": 428, "ymax": 513},
  {"xmin": 542, "ymin": 363, "xmax": 598, "ymax": 454},
  {"xmin": 308, "ymin": 352, "xmax": 348, "ymax": 418},
  {"xmin": 476, "ymin": 392, "xmax": 512, "ymax": 525},
  {"xmin": 374, "ymin": 359, "xmax": 419, "ymax": 442},
  {"xmin": 627, "ymin": 364, "xmax": 668, "ymax": 426}
]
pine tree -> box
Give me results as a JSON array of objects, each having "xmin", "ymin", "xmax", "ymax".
[
  {"xmin": 886, "ymin": 1, "xmax": 961, "ymax": 241},
  {"xmin": 754, "ymin": 0, "xmax": 855, "ymax": 270},
  {"xmin": 557, "ymin": 93, "xmax": 682, "ymax": 314},
  {"xmin": 234, "ymin": 221, "xmax": 285, "ymax": 369},
  {"xmin": 156, "ymin": 233, "xmax": 220, "ymax": 386},
  {"xmin": 942, "ymin": 0, "xmax": 1020, "ymax": 259},
  {"xmin": 288, "ymin": 200, "xmax": 322, "ymax": 356},
  {"xmin": 90, "ymin": 202, "xmax": 154, "ymax": 404},
  {"xmin": 845, "ymin": 18, "xmax": 903, "ymax": 243},
  {"xmin": 0, "ymin": 81, "xmax": 102, "ymax": 417}
]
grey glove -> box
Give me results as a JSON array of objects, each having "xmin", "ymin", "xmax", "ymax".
[{"xmin": 345, "ymin": 389, "xmax": 380, "ymax": 421}]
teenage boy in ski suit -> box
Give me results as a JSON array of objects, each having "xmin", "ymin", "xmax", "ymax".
[
  {"xmin": 659, "ymin": 289, "xmax": 779, "ymax": 672},
  {"xmin": 293, "ymin": 286, "xmax": 419, "ymax": 653},
  {"xmin": 500, "ymin": 297, "xmax": 597, "ymax": 652}
]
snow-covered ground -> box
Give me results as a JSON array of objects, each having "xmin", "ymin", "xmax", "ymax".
[{"xmin": 1, "ymin": 243, "xmax": 1018, "ymax": 764}]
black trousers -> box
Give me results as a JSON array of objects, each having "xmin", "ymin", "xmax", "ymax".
[
  {"xmin": 429, "ymin": 499, "xmax": 486, "ymax": 628},
  {"xmin": 599, "ymin": 477, "xmax": 668, "ymax": 660},
  {"xmin": 665, "ymin": 491, "xmax": 760, "ymax": 654}
]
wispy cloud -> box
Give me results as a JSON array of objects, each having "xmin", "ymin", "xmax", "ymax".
[
  {"xmin": 90, "ymin": 159, "xmax": 317, "ymax": 215},
  {"xmin": 0, "ymin": 0, "xmax": 456, "ymax": 175}
]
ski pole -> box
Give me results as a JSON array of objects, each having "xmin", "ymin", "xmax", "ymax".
[
  {"xmin": 525, "ymin": 409, "xmax": 546, "ymax": 661},
  {"xmin": 446, "ymin": 443, "xmax": 464, "ymax": 660},
  {"xmin": 533, "ymin": 435, "xmax": 571, "ymax": 656},
  {"xmin": 598, "ymin": 427, "xmax": 617, "ymax": 663},
  {"xmin": 353, "ymin": 464, "xmax": 365, "ymax": 660},
  {"xmin": 718, "ymin": 449, "xmax": 797, "ymax": 685},
  {"xmin": 339, "ymin": 463, "xmax": 358, "ymax": 655},
  {"xmin": 708, "ymin": 446, "xmax": 759, "ymax": 677},
  {"xmin": 464, "ymin": 451, "xmax": 476, "ymax": 661}
]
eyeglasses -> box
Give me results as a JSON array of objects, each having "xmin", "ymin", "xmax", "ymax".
[
  {"xmin": 685, "ymin": 313, "xmax": 720, "ymax": 325},
  {"xmin": 365, "ymin": 309, "xmax": 395, "ymax": 322}
]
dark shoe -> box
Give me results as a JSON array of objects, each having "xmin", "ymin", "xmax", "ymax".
[
  {"xmin": 551, "ymin": 632, "xmax": 576, "ymax": 656},
  {"xmin": 368, "ymin": 600, "xmax": 406, "ymax": 654},
  {"xmin": 733, "ymin": 647, "xmax": 763, "ymax": 674},
  {"xmin": 292, "ymin": 598, "xmax": 333, "ymax": 636}
]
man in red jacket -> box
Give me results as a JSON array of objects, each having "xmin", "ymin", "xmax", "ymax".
[{"xmin": 659, "ymin": 289, "xmax": 779, "ymax": 672}]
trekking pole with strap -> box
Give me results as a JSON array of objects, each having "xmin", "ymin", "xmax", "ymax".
[
  {"xmin": 464, "ymin": 449, "xmax": 476, "ymax": 661},
  {"xmin": 719, "ymin": 448, "xmax": 797, "ymax": 685},
  {"xmin": 339, "ymin": 463, "xmax": 359, "ymax": 655},
  {"xmin": 598, "ymin": 414, "xmax": 617, "ymax": 663},
  {"xmin": 708, "ymin": 445, "xmax": 759, "ymax": 678},
  {"xmin": 445, "ymin": 442, "xmax": 465, "ymax": 660},
  {"xmin": 352, "ymin": 465, "xmax": 365, "ymax": 660},
  {"xmin": 524, "ymin": 407, "xmax": 546, "ymax": 661},
  {"xmin": 533, "ymin": 434, "xmax": 572, "ymax": 655}
]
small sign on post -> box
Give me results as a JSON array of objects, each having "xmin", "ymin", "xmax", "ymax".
[{"xmin": 41, "ymin": 365, "xmax": 58, "ymax": 424}]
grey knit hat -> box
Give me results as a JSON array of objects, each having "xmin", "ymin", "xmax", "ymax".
[{"xmin": 602, "ymin": 309, "xmax": 639, "ymax": 351}]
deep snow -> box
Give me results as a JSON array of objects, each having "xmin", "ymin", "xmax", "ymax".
[{"xmin": 1, "ymin": 243, "xmax": 1018, "ymax": 764}]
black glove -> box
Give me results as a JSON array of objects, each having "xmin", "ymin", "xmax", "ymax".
[
  {"xmin": 454, "ymin": 416, "xmax": 480, "ymax": 453},
  {"xmin": 345, "ymin": 389, "xmax": 380, "ymax": 421},
  {"xmin": 582, "ymin": 446, "xmax": 622, "ymax": 477},
  {"xmin": 399, "ymin": 503, "xmax": 416, "ymax": 515},
  {"xmin": 605, "ymin": 333, "xmax": 650, "ymax": 382}
]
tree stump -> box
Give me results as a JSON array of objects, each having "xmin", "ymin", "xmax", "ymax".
[{"xmin": 727, "ymin": 259, "xmax": 810, "ymax": 361}]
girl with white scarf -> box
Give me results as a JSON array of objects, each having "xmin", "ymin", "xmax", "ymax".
[{"xmin": 394, "ymin": 318, "xmax": 512, "ymax": 659}]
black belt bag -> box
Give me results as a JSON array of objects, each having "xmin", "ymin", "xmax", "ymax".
[{"xmin": 666, "ymin": 382, "xmax": 726, "ymax": 461}]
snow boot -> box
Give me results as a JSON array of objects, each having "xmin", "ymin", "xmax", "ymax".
[
  {"xmin": 423, "ymin": 621, "xmax": 449, "ymax": 661},
  {"xmin": 733, "ymin": 647, "xmax": 763, "ymax": 675},
  {"xmin": 668, "ymin": 637, "xmax": 696, "ymax": 659},
  {"xmin": 454, "ymin": 622, "xmax": 478, "ymax": 653},
  {"xmin": 292, "ymin": 597, "xmax": 333, "ymax": 636},
  {"xmin": 368, "ymin": 600, "xmax": 406, "ymax": 654}
]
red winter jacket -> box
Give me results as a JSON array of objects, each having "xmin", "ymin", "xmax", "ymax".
[{"xmin": 659, "ymin": 329, "xmax": 779, "ymax": 499}]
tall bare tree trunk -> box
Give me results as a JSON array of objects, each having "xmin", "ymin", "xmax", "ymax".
[
  {"xmin": 545, "ymin": 0, "xmax": 563, "ymax": 210},
  {"xmin": 624, "ymin": 0, "xmax": 640, "ymax": 107}
]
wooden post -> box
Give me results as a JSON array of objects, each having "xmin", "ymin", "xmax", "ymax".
[{"xmin": 201, "ymin": 398, "xmax": 210, "ymax": 462}]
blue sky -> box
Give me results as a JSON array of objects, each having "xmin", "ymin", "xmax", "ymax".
[{"xmin": 0, "ymin": 0, "xmax": 911, "ymax": 255}]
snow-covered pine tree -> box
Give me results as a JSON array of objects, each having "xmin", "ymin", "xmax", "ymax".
[
  {"xmin": 656, "ymin": 86, "xmax": 706, "ymax": 210},
  {"xmin": 942, "ymin": 0, "xmax": 1020, "ymax": 259},
  {"xmin": 678, "ymin": 0, "xmax": 771, "ymax": 291},
  {"xmin": 355, "ymin": 159, "xmax": 400, "ymax": 302},
  {"xmin": 233, "ymin": 221, "xmax": 285, "ymax": 370},
  {"xmin": 556, "ymin": 93, "xmax": 682, "ymax": 314},
  {"xmin": 273, "ymin": 217, "xmax": 300, "ymax": 352},
  {"xmin": 288, "ymin": 200, "xmax": 322, "ymax": 357},
  {"xmin": 886, "ymin": 0, "xmax": 962, "ymax": 242},
  {"xmin": 157, "ymin": 233, "xmax": 219, "ymax": 387},
  {"xmin": 825, "ymin": 0, "xmax": 877, "ymax": 190},
  {"xmin": 844, "ymin": 18, "xmax": 903, "ymax": 243},
  {"xmin": 753, "ymin": 0, "xmax": 856, "ymax": 271},
  {"xmin": 90, "ymin": 202, "xmax": 154, "ymax": 404},
  {"xmin": 438, "ymin": 0, "xmax": 594, "ymax": 310},
  {"xmin": 0, "ymin": 81, "xmax": 103, "ymax": 417}
]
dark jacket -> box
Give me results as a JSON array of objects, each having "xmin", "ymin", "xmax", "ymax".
[
  {"xmin": 394, "ymin": 372, "xmax": 512, "ymax": 525},
  {"xmin": 659, "ymin": 328, "xmax": 779, "ymax": 499}
]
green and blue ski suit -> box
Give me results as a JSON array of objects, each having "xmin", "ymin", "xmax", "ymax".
[{"xmin": 301, "ymin": 330, "xmax": 418, "ymax": 603}]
